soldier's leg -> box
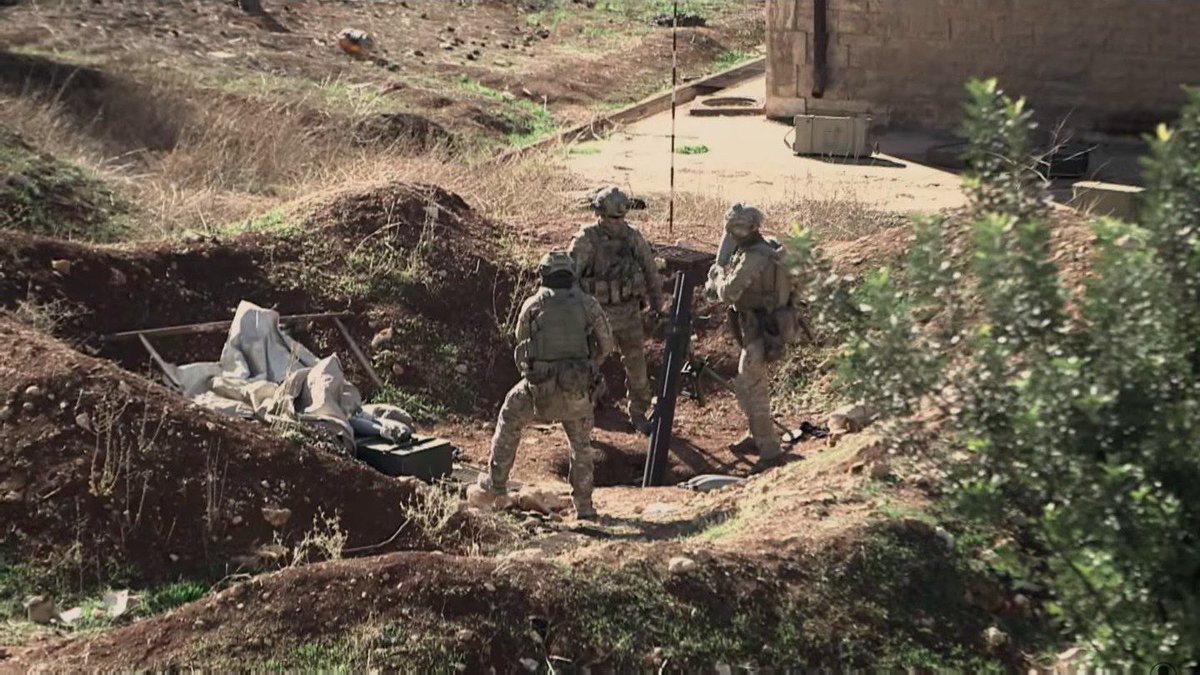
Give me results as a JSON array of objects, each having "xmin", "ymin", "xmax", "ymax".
[
  {"xmin": 560, "ymin": 413, "xmax": 597, "ymax": 517},
  {"xmin": 613, "ymin": 324, "xmax": 652, "ymax": 420},
  {"xmin": 735, "ymin": 340, "xmax": 782, "ymax": 460},
  {"xmin": 484, "ymin": 381, "xmax": 536, "ymax": 493}
]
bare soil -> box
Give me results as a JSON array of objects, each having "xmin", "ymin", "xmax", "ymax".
[
  {"xmin": 0, "ymin": 318, "xmax": 496, "ymax": 591},
  {"xmin": 5, "ymin": 518, "xmax": 1024, "ymax": 671},
  {"xmin": 0, "ymin": 0, "xmax": 764, "ymax": 147}
]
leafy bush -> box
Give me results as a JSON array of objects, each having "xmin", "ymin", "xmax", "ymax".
[{"xmin": 823, "ymin": 79, "xmax": 1200, "ymax": 666}]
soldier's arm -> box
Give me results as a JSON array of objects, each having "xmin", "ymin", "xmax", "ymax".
[
  {"xmin": 567, "ymin": 229, "xmax": 593, "ymax": 273},
  {"xmin": 715, "ymin": 250, "xmax": 771, "ymax": 305},
  {"xmin": 512, "ymin": 298, "xmax": 537, "ymax": 376},
  {"xmin": 632, "ymin": 231, "xmax": 664, "ymax": 310},
  {"xmin": 585, "ymin": 296, "xmax": 616, "ymax": 363}
]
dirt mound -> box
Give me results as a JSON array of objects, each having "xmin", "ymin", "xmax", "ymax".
[
  {"xmin": 0, "ymin": 182, "xmax": 521, "ymax": 415},
  {"xmin": 0, "ymin": 51, "xmax": 185, "ymax": 154},
  {"xmin": 352, "ymin": 112, "xmax": 455, "ymax": 151},
  {"xmin": 7, "ymin": 520, "xmax": 1022, "ymax": 670},
  {"xmin": 824, "ymin": 207, "xmax": 1098, "ymax": 289},
  {"xmin": 0, "ymin": 126, "xmax": 131, "ymax": 242},
  {"xmin": 0, "ymin": 318, "xmax": 500, "ymax": 598}
]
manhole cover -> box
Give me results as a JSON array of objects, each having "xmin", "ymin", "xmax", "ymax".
[{"xmin": 701, "ymin": 96, "xmax": 757, "ymax": 107}]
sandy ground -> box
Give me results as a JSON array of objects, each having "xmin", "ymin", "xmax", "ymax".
[{"xmin": 564, "ymin": 76, "xmax": 970, "ymax": 214}]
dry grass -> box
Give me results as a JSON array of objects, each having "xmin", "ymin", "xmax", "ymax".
[
  {"xmin": 1, "ymin": 64, "xmax": 899, "ymax": 255},
  {"xmin": 10, "ymin": 297, "xmax": 78, "ymax": 334},
  {"xmin": 0, "ymin": 66, "xmax": 443, "ymax": 238}
]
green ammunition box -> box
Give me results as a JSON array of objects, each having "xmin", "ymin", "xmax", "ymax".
[{"xmin": 355, "ymin": 435, "xmax": 454, "ymax": 482}]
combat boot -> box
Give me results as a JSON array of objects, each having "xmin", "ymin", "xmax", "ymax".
[
  {"xmin": 749, "ymin": 455, "xmax": 784, "ymax": 475},
  {"xmin": 573, "ymin": 499, "xmax": 598, "ymax": 520},
  {"xmin": 728, "ymin": 433, "xmax": 758, "ymax": 454},
  {"xmin": 475, "ymin": 474, "xmax": 506, "ymax": 496},
  {"xmin": 467, "ymin": 475, "xmax": 512, "ymax": 511},
  {"xmin": 629, "ymin": 410, "xmax": 653, "ymax": 436}
]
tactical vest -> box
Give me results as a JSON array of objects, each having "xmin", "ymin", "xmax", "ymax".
[
  {"xmin": 578, "ymin": 223, "xmax": 647, "ymax": 306},
  {"xmin": 730, "ymin": 238, "xmax": 791, "ymax": 313},
  {"xmin": 528, "ymin": 288, "xmax": 592, "ymax": 364},
  {"xmin": 526, "ymin": 288, "xmax": 597, "ymax": 414}
]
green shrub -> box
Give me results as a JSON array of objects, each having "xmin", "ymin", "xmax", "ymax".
[{"xmin": 822, "ymin": 81, "xmax": 1200, "ymax": 666}]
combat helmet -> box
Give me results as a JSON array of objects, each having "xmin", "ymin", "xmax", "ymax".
[
  {"xmin": 538, "ymin": 250, "xmax": 577, "ymax": 279},
  {"xmin": 591, "ymin": 186, "xmax": 632, "ymax": 218},
  {"xmin": 724, "ymin": 203, "xmax": 765, "ymax": 239}
]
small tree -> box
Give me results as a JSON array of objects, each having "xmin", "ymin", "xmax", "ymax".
[{"xmin": 824, "ymin": 81, "xmax": 1200, "ymax": 665}]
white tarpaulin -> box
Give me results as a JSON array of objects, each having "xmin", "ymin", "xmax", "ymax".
[{"xmin": 171, "ymin": 301, "xmax": 412, "ymax": 444}]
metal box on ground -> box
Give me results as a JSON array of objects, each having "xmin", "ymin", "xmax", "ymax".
[
  {"xmin": 1071, "ymin": 181, "xmax": 1143, "ymax": 221},
  {"xmin": 792, "ymin": 114, "xmax": 873, "ymax": 157},
  {"xmin": 356, "ymin": 435, "xmax": 455, "ymax": 482}
]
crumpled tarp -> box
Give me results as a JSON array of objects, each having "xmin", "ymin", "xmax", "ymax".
[{"xmin": 170, "ymin": 301, "xmax": 412, "ymax": 444}]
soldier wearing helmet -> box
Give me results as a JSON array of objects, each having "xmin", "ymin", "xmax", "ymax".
[
  {"xmin": 706, "ymin": 204, "xmax": 792, "ymax": 474},
  {"xmin": 475, "ymin": 250, "xmax": 614, "ymax": 518},
  {"xmin": 568, "ymin": 186, "xmax": 664, "ymax": 434}
]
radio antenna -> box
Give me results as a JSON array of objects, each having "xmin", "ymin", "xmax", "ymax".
[{"xmin": 668, "ymin": 0, "xmax": 678, "ymax": 236}]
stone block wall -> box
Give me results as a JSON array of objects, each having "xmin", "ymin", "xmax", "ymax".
[{"xmin": 766, "ymin": 0, "xmax": 1200, "ymax": 132}]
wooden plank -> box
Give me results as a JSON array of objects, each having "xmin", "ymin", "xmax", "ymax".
[
  {"xmin": 493, "ymin": 57, "xmax": 766, "ymax": 163},
  {"xmin": 137, "ymin": 334, "xmax": 183, "ymax": 391},
  {"xmin": 102, "ymin": 312, "xmax": 352, "ymax": 342},
  {"xmin": 333, "ymin": 317, "xmax": 385, "ymax": 391}
]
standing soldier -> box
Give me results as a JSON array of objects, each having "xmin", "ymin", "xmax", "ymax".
[
  {"xmin": 569, "ymin": 186, "xmax": 663, "ymax": 433},
  {"xmin": 475, "ymin": 251, "xmax": 614, "ymax": 519},
  {"xmin": 706, "ymin": 204, "xmax": 793, "ymax": 474}
]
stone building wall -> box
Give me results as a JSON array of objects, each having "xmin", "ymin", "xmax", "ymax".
[{"xmin": 766, "ymin": 0, "xmax": 1200, "ymax": 132}]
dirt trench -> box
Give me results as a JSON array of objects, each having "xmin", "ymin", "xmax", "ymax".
[
  {"xmin": 5, "ymin": 520, "xmax": 1024, "ymax": 671},
  {"xmin": 0, "ymin": 181, "xmax": 531, "ymax": 593},
  {"xmin": 0, "ymin": 318, "xmax": 506, "ymax": 592},
  {"xmin": 2, "ymin": 176, "xmax": 776, "ymax": 490}
]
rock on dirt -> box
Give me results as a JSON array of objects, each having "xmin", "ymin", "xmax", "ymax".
[
  {"xmin": 23, "ymin": 595, "xmax": 56, "ymax": 624},
  {"xmin": 827, "ymin": 403, "xmax": 872, "ymax": 446},
  {"xmin": 513, "ymin": 488, "xmax": 569, "ymax": 515},
  {"xmin": 868, "ymin": 460, "xmax": 892, "ymax": 480},
  {"xmin": 667, "ymin": 556, "xmax": 697, "ymax": 575},
  {"xmin": 102, "ymin": 590, "xmax": 139, "ymax": 618},
  {"xmin": 58, "ymin": 606, "xmax": 84, "ymax": 625},
  {"xmin": 983, "ymin": 625, "xmax": 1008, "ymax": 649},
  {"xmin": 640, "ymin": 502, "xmax": 679, "ymax": 516},
  {"xmin": 466, "ymin": 484, "xmax": 514, "ymax": 511},
  {"xmin": 262, "ymin": 507, "xmax": 292, "ymax": 529},
  {"xmin": 370, "ymin": 327, "xmax": 395, "ymax": 349}
]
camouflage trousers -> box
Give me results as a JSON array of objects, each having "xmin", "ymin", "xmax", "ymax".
[
  {"xmin": 605, "ymin": 301, "xmax": 652, "ymax": 419},
  {"xmin": 736, "ymin": 339, "xmax": 782, "ymax": 460},
  {"xmin": 486, "ymin": 379, "xmax": 595, "ymax": 511}
]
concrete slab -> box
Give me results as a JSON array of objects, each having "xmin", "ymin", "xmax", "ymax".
[{"xmin": 563, "ymin": 76, "xmax": 970, "ymax": 215}]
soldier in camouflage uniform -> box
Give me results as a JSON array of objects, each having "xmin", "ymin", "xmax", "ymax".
[
  {"xmin": 477, "ymin": 251, "xmax": 615, "ymax": 518},
  {"xmin": 706, "ymin": 204, "xmax": 790, "ymax": 474},
  {"xmin": 569, "ymin": 186, "xmax": 663, "ymax": 433}
]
